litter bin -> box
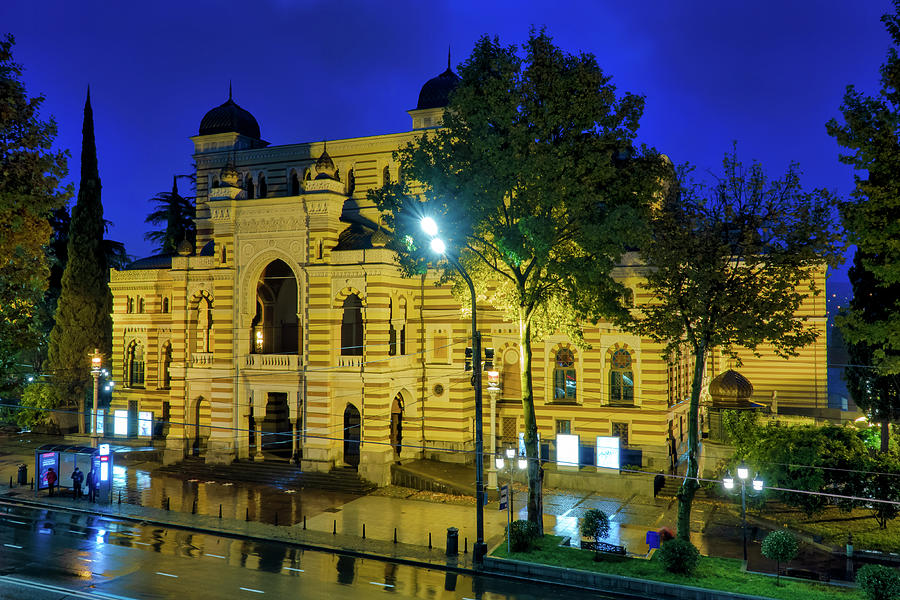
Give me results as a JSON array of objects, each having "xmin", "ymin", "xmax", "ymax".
[
  {"xmin": 17, "ymin": 464, "xmax": 27, "ymax": 486},
  {"xmin": 446, "ymin": 527, "xmax": 459, "ymax": 556}
]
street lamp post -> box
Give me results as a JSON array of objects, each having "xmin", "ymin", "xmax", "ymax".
[
  {"xmin": 90, "ymin": 349, "xmax": 102, "ymax": 448},
  {"xmin": 486, "ymin": 370, "xmax": 500, "ymax": 489},
  {"xmin": 421, "ymin": 217, "xmax": 487, "ymax": 566},
  {"xmin": 723, "ymin": 462, "xmax": 763, "ymax": 563}
]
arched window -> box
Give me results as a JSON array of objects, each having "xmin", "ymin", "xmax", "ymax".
[
  {"xmin": 245, "ymin": 174, "xmax": 255, "ymax": 199},
  {"xmin": 554, "ymin": 348, "xmax": 576, "ymax": 401},
  {"xmin": 137, "ymin": 297, "xmax": 145, "ymax": 313},
  {"xmin": 341, "ymin": 294, "xmax": 363, "ymax": 356},
  {"xmin": 258, "ymin": 174, "xmax": 267, "ymax": 198},
  {"xmin": 609, "ymin": 348, "xmax": 634, "ymax": 406},
  {"xmin": 383, "ymin": 165, "xmax": 391, "ymax": 186},
  {"xmin": 290, "ymin": 170, "xmax": 300, "ymax": 195},
  {"xmin": 162, "ymin": 297, "xmax": 169, "ymax": 313},
  {"xmin": 398, "ymin": 298, "xmax": 407, "ymax": 355},
  {"xmin": 388, "ymin": 299, "xmax": 397, "ymax": 356},
  {"xmin": 502, "ymin": 347, "xmax": 522, "ymax": 400},
  {"xmin": 194, "ymin": 294, "xmax": 213, "ymax": 353},
  {"xmin": 160, "ymin": 343, "xmax": 172, "ymax": 389},
  {"xmin": 126, "ymin": 297, "xmax": 133, "ymax": 313},
  {"xmin": 127, "ymin": 341, "xmax": 145, "ymax": 388},
  {"xmin": 211, "ymin": 177, "xmax": 220, "ymax": 188}
]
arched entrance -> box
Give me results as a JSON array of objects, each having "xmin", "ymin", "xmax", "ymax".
[
  {"xmin": 390, "ymin": 395, "xmax": 403, "ymax": 458},
  {"xmin": 343, "ymin": 404, "xmax": 361, "ymax": 468},
  {"xmin": 251, "ymin": 260, "xmax": 299, "ymax": 354},
  {"xmin": 261, "ymin": 392, "xmax": 291, "ymax": 459},
  {"xmin": 190, "ymin": 397, "xmax": 210, "ymax": 456}
]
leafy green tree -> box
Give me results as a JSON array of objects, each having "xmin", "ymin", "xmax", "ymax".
[
  {"xmin": 761, "ymin": 530, "xmax": 798, "ymax": 585},
  {"xmin": 627, "ymin": 148, "xmax": 843, "ymax": 540},
  {"xmin": 0, "ymin": 33, "xmax": 71, "ymax": 393},
  {"xmin": 864, "ymin": 452, "xmax": 900, "ymax": 529},
  {"xmin": 857, "ymin": 564, "xmax": 900, "ymax": 600},
  {"xmin": 579, "ymin": 508, "xmax": 610, "ymax": 558},
  {"xmin": 144, "ymin": 174, "xmax": 195, "ymax": 254},
  {"xmin": 45, "ymin": 89, "xmax": 112, "ymax": 431},
  {"xmin": 828, "ymin": 2, "xmax": 900, "ymax": 377},
  {"xmin": 842, "ymin": 251, "xmax": 900, "ymax": 452},
  {"xmin": 370, "ymin": 30, "xmax": 664, "ymax": 531}
]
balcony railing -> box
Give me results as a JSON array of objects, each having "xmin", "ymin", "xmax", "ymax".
[
  {"xmin": 191, "ymin": 352, "xmax": 214, "ymax": 367},
  {"xmin": 244, "ymin": 353, "xmax": 300, "ymax": 370}
]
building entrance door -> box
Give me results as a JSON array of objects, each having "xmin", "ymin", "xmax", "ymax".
[
  {"xmin": 262, "ymin": 392, "xmax": 291, "ymax": 459},
  {"xmin": 390, "ymin": 395, "xmax": 403, "ymax": 458},
  {"xmin": 343, "ymin": 404, "xmax": 361, "ymax": 468}
]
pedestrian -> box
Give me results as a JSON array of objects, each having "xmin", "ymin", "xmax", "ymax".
[
  {"xmin": 86, "ymin": 467, "xmax": 97, "ymax": 502},
  {"xmin": 46, "ymin": 467, "xmax": 57, "ymax": 496},
  {"xmin": 72, "ymin": 466, "xmax": 84, "ymax": 500}
]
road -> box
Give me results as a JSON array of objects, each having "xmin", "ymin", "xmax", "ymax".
[{"xmin": 0, "ymin": 501, "xmax": 631, "ymax": 600}]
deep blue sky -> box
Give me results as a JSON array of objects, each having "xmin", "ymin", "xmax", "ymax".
[{"xmin": 1, "ymin": 0, "xmax": 892, "ymax": 279}]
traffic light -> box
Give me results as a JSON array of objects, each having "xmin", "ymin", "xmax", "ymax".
[
  {"xmin": 483, "ymin": 347, "xmax": 495, "ymax": 371},
  {"xmin": 465, "ymin": 347, "xmax": 473, "ymax": 371}
]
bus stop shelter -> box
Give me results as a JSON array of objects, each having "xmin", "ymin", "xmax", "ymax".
[{"xmin": 34, "ymin": 443, "xmax": 113, "ymax": 503}]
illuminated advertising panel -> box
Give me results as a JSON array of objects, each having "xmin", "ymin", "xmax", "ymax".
[
  {"xmin": 95, "ymin": 409, "xmax": 104, "ymax": 435},
  {"xmin": 138, "ymin": 411, "xmax": 152, "ymax": 437},
  {"xmin": 556, "ymin": 434, "xmax": 580, "ymax": 468},
  {"xmin": 113, "ymin": 410, "xmax": 128, "ymax": 436},
  {"xmin": 37, "ymin": 451, "xmax": 58, "ymax": 490},
  {"xmin": 595, "ymin": 436, "xmax": 620, "ymax": 470}
]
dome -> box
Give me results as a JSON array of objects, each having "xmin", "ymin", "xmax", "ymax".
[
  {"xmin": 123, "ymin": 253, "xmax": 173, "ymax": 271},
  {"xmin": 199, "ymin": 88, "xmax": 260, "ymax": 139},
  {"xmin": 708, "ymin": 369, "xmax": 754, "ymax": 408},
  {"xmin": 176, "ymin": 239, "xmax": 194, "ymax": 256},
  {"xmin": 416, "ymin": 66, "xmax": 460, "ymax": 110},
  {"xmin": 315, "ymin": 143, "xmax": 337, "ymax": 180}
]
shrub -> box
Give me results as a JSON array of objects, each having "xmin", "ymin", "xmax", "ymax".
[
  {"xmin": 761, "ymin": 530, "xmax": 799, "ymax": 585},
  {"xmin": 507, "ymin": 519, "xmax": 539, "ymax": 552},
  {"xmin": 857, "ymin": 564, "xmax": 900, "ymax": 600},
  {"xmin": 580, "ymin": 509, "xmax": 610, "ymax": 543},
  {"xmin": 657, "ymin": 538, "xmax": 701, "ymax": 575}
]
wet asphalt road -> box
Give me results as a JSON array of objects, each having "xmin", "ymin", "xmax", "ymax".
[{"xmin": 0, "ymin": 502, "xmax": 631, "ymax": 600}]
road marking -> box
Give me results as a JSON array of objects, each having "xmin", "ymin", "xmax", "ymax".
[
  {"xmin": 239, "ymin": 587, "xmax": 265, "ymax": 594},
  {"xmin": 205, "ymin": 553, "xmax": 226, "ymax": 559},
  {"xmin": 155, "ymin": 572, "xmax": 178, "ymax": 578},
  {"xmin": 91, "ymin": 591, "xmax": 137, "ymax": 600},
  {"xmin": 0, "ymin": 575, "xmax": 138, "ymax": 600},
  {"xmin": 6, "ymin": 520, "xmax": 26, "ymax": 525},
  {"xmin": 369, "ymin": 582, "xmax": 394, "ymax": 588},
  {"xmin": 283, "ymin": 567, "xmax": 304, "ymax": 572},
  {"xmin": 133, "ymin": 541, "xmax": 150, "ymax": 546},
  {"xmin": 69, "ymin": 529, "xmax": 87, "ymax": 534},
  {"xmin": 3, "ymin": 543, "xmax": 23, "ymax": 549}
]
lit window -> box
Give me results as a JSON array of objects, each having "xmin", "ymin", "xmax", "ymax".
[
  {"xmin": 554, "ymin": 348, "xmax": 576, "ymax": 401},
  {"xmin": 609, "ymin": 349, "xmax": 634, "ymax": 406}
]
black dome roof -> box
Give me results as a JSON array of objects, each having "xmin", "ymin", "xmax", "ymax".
[
  {"xmin": 199, "ymin": 92, "xmax": 260, "ymax": 139},
  {"xmin": 416, "ymin": 67, "xmax": 460, "ymax": 110}
]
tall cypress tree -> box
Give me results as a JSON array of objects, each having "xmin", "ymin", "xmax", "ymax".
[{"xmin": 46, "ymin": 88, "xmax": 111, "ymax": 431}]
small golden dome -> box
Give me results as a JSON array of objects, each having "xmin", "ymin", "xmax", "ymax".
[{"xmin": 708, "ymin": 369, "xmax": 753, "ymax": 408}]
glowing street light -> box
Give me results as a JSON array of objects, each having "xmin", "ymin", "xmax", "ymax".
[
  {"xmin": 420, "ymin": 216, "xmax": 487, "ymax": 567},
  {"xmin": 723, "ymin": 462, "xmax": 764, "ymax": 563},
  {"xmin": 90, "ymin": 349, "xmax": 102, "ymax": 448}
]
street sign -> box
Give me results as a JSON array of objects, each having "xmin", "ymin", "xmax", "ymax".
[{"xmin": 499, "ymin": 484, "xmax": 508, "ymax": 510}]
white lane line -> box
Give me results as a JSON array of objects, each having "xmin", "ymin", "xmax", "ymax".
[
  {"xmin": 3, "ymin": 543, "xmax": 23, "ymax": 549},
  {"xmin": 205, "ymin": 553, "xmax": 226, "ymax": 559},
  {"xmin": 369, "ymin": 582, "xmax": 394, "ymax": 588},
  {"xmin": 5, "ymin": 519, "xmax": 26, "ymax": 525},
  {"xmin": 155, "ymin": 572, "xmax": 178, "ymax": 578},
  {"xmin": 91, "ymin": 591, "xmax": 138, "ymax": 600},
  {"xmin": 239, "ymin": 587, "xmax": 265, "ymax": 594},
  {"xmin": 133, "ymin": 541, "xmax": 150, "ymax": 546},
  {"xmin": 283, "ymin": 567, "xmax": 304, "ymax": 572},
  {"xmin": 69, "ymin": 529, "xmax": 87, "ymax": 534}
]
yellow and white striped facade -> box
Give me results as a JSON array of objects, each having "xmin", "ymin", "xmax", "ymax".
[{"xmin": 108, "ymin": 96, "xmax": 829, "ymax": 486}]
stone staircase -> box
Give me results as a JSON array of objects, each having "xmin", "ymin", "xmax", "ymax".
[{"xmin": 155, "ymin": 457, "xmax": 376, "ymax": 495}]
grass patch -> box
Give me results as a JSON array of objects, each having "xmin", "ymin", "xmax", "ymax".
[
  {"xmin": 744, "ymin": 504, "xmax": 900, "ymax": 554},
  {"xmin": 492, "ymin": 536, "xmax": 862, "ymax": 600}
]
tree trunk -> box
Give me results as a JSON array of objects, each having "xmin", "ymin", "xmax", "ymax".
[
  {"xmin": 676, "ymin": 339, "xmax": 707, "ymax": 541},
  {"xmin": 881, "ymin": 419, "xmax": 890, "ymax": 454},
  {"xmin": 519, "ymin": 310, "xmax": 542, "ymax": 534}
]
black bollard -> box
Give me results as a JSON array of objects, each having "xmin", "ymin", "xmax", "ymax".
[
  {"xmin": 303, "ymin": 515, "xmax": 306, "ymax": 530},
  {"xmin": 164, "ymin": 497, "xmax": 169, "ymax": 511},
  {"xmin": 362, "ymin": 523, "xmax": 365, "ymax": 539},
  {"xmin": 333, "ymin": 520, "xmax": 336, "ymax": 535},
  {"xmin": 428, "ymin": 532, "xmax": 432, "ymax": 549},
  {"xmin": 9, "ymin": 476, "xmax": 12, "ymax": 488},
  {"xmin": 118, "ymin": 491, "xmax": 122, "ymax": 504},
  {"xmin": 192, "ymin": 499, "xmax": 197, "ymax": 515},
  {"xmin": 246, "ymin": 507, "xmax": 250, "ymax": 522},
  {"xmin": 274, "ymin": 512, "xmax": 278, "ymax": 526},
  {"xmin": 393, "ymin": 528, "xmax": 397, "ymax": 544},
  {"xmin": 219, "ymin": 504, "xmax": 222, "ymax": 519},
  {"xmin": 30, "ymin": 478, "xmax": 33, "ymax": 490},
  {"xmin": 464, "ymin": 537, "xmax": 468, "ymax": 553}
]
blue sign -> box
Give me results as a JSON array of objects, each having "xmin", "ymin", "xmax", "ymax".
[
  {"xmin": 499, "ymin": 485, "xmax": 508, "ymax": 511},
  {"xmin": 646, "ymin": 530, "xmax": 660, "ymax": 550}
]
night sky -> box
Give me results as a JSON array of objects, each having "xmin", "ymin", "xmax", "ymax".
[{"xmin": 1, "ymin": 0, "xmax": 892, "ymax": 280}]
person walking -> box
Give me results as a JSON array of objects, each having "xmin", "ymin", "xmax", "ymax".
[
  {"xmin": 86, "ymin": 467, "xmax": 97, "ymax": 502},
  {"xmin": 71, "ymin": 466, "xmax": 84, "ymax": 500},
  {"xmin": 46, "ymin": 467, "xmax": 57, "ymax": 496}
]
